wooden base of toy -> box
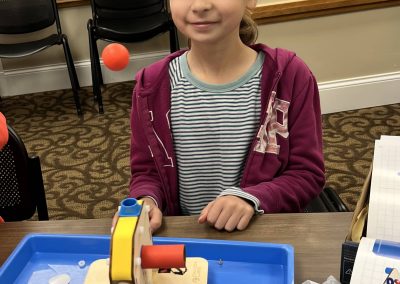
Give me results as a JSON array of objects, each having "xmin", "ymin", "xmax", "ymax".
[
  {"xmin": 84, "ymin": 257, "xmax": 208, "ymax": 284},
  {"xmin": 154, "ymin": 257, "xmax": 208, "ymax": 284},
  {"xmin": 84, "ymin": 259, "xmax": 109, "ymax": 283}
]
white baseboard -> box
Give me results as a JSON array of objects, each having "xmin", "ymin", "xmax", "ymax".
[
  {"xmin": 0, "ymin": 52, "xmax": 399, "ymax": 114},
  {"xmin": 319, "ymin": 72, "xmax": 400, "ymax": 114},
  {"xmin": 0, "ymin": 50, "xmax": 169, "ymax": 97}
]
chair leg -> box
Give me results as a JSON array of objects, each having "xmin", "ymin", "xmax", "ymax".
[
  {"xmin": 87, "ymin": 20, "xmax": 104, "ymax": 114},
  {"xmin": 61, "ymin": 35, "xmax": 83, "ymax": 116},
  {"xmin": 87, "ymin": 23, "xmax": 98, "ymax": 101},
  {"xmin": 93, "ymin": 45, "xmax": 104, "ymax": 114},
  {"xmin": 94, "ymin": 40, "xmax": 104, "ymax": 87},
  {"xmin": 29, "ymin": 157, "xmax": 49, "ymax": 221}
]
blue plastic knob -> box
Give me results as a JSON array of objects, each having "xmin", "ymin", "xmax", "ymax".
[{"xmin": 119, "ymin": 198, "xmax": 142, "ymax": 217}]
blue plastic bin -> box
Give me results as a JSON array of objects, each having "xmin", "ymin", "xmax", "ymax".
[{"xmin": 0, "ymin": 234, "xmax": 294, "ymax": 284}]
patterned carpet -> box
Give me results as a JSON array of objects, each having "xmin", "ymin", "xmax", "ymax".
[{"xmin": 1, "ymin": 84, "xmax": 399, "ymax": 219}]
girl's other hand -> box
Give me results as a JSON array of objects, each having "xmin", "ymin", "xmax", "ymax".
[
  {"xmin": 198, "ymin": 195, "xmax": 254, "ymax": 232},
  {"xmin": 111, "ymin": 197, "xmax": 163, "ymax": 234}
]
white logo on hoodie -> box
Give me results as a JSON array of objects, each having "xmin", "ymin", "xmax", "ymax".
[{"xmin": 254, "ymin": 91, "xmax": 290, "ymax": 155}]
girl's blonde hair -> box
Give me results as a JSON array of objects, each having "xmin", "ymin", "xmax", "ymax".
[{"xmin": 240, "ymin": 8, "xmax": 258, "ymax": 45}]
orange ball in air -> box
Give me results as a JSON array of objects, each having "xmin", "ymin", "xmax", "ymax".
[{"xmin": 101, "ymin": 43, "xmax": 130, "ymax": 71}]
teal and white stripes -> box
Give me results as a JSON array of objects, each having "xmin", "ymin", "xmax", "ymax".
[{"xmin": 169, "ymin": 52, "xmax": 264, "ymax": 215}]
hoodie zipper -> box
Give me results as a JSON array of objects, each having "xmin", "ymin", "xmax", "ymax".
[
  {"xmin": 240, "ymin": 71, "xmax": 282, "ymax": 187},
  {"xmin": 138, "ymin": 96, "xmax": 174, "ymax": 215}
]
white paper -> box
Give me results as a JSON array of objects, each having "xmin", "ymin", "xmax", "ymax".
[
  {"xmin": 350, "ymin": 237, "xmax": 400, "ymax": 284},
  {"xmin": 366, "ymin": 137, "xmax": 400, "ymax": 242},
  {"xmin": 380, "ymin": 135, "xmax": 400, "ymax": 142}
]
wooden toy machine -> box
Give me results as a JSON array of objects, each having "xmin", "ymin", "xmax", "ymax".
[{"xmin": 84, "ymin": 198, "xmax": 208, "ymax": 284}]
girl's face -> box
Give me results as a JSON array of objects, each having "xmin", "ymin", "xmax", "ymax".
[{"xmin": 170, "ymin": 0, "xmax": 257, "ymax": 46}]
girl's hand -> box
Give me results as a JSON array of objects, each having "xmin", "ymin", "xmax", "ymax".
[
  {"xmin": 198, "ymin": 195, "xmax": 255, "ymax": 232},
  {"xmin": 111, "ymin": 197, "xmax": 163, "ymax": 234},
  {"xmin": 140, "ymin": 197, "xmax": 163, "ymax": 233}
]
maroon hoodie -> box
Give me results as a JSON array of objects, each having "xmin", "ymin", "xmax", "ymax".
[{"xmin": 129, "ymin": 43, "xmax": 325, "ymax": 215}]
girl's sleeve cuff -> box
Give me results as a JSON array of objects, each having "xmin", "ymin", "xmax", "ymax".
[
  {"xmin": 219, "ymin": 187, "xmax": 264, "ymax": 214},
  {"xmin": 138, "ymin": 196, "xmax": 159, "ymax": 208}
]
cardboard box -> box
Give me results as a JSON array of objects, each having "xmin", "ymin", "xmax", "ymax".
[{"xmin": 340, "ymin": 166, "xmax": 372, "ymax": 284}]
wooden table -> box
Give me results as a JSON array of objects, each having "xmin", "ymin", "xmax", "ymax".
[{"xmin": 0, "ymin": 212, "xmax": 353, "ymax": 283}]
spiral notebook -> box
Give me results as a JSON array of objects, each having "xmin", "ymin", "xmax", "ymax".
[
  {"xmin": 351, "ymin": 136, "xmax": 400, "ymax": 284},
  {"xmin": 366, "ymin": 135, "xmax": 400, "ymax": 242}
]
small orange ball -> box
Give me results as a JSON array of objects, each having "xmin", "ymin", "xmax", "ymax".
[{"xmin": 101, "ymin": 43, "xmax": 130, "ymax": 71}]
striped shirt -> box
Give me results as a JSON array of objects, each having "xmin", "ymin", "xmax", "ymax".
[{"xmin": 169, "ymin": 51, "xmax": 265, "ymax": 215}]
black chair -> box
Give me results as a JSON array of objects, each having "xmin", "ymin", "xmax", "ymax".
[
  {"xmin": 304, "ymin": 187, "xmax": 349, "ymax": 213},
  {"xmin": 87, "ymin": 0, "xmax": 180, "ymax": 114},
  {"xmin": 0, "ymin": 0, "xmax": 82, "ymax": 116},
  {"xmin": 0, "ymin": 124, "xmax": 49, "ymax": 221}
]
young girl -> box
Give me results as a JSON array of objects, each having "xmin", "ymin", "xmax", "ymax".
[{"xmin": 125, "ymin": 0, "xmax": 325, "ymax": 232}]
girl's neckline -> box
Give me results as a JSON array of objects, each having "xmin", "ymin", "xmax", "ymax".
[{"xmin": 180, "ymin": 50, "xmax": 265, "ymax": 93}]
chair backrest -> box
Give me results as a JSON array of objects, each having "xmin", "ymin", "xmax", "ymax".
[
  {"xmin": 0, "ymin": 125, "xmax": 48, "ymax": 221},
  {"xmin": 303, "ymin": 187, "xmax": 349, "ymax": 213},
  {"xmin": 0, "ymin": 0, "xmax": 57, "ymax": 34},
  {"xmin": 92, "ymin": 0, "xmax": 167, "ymax": 19}
]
